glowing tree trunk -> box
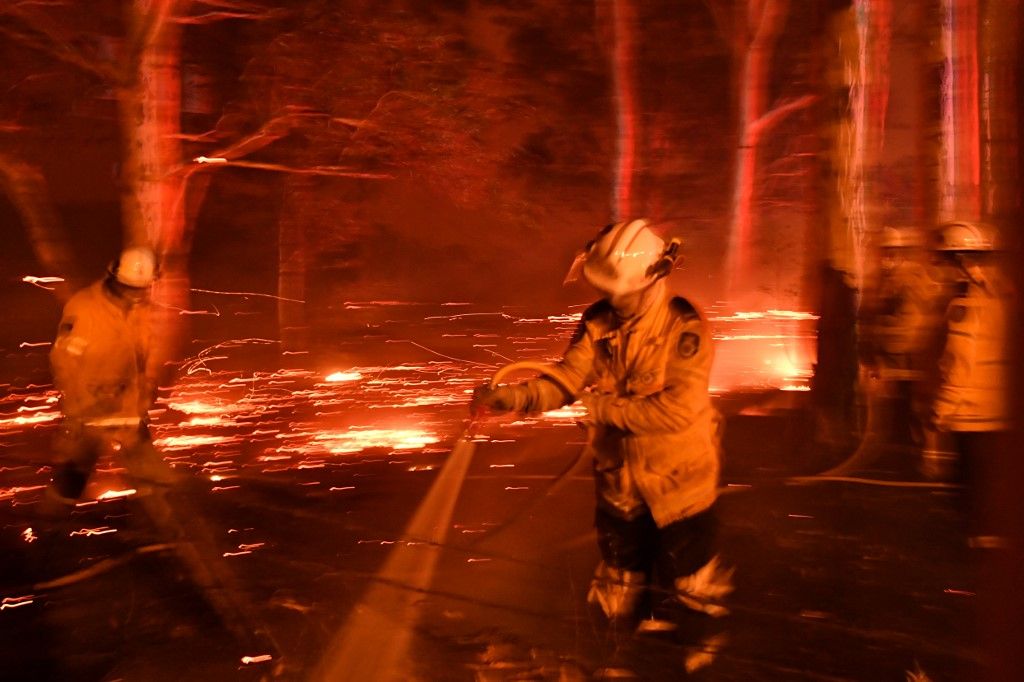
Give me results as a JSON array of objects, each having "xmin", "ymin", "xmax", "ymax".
[
  {"xmin": 811, "ymin": 0, "xmax": 891, "ymax": 451},
  {"xmin": 608, "ymin": 0, "xmax": 638, "ymax": 221},
  {"xmin": 833, "ymin": 0, "xmax": 891, "ymax": 295},
  {"xmin": 939, "ymin": 0, "xmax": 981, "ymax": 222},
  {"xmin": 979, "ymin": 0, "xmax": 1018, "ymax": 224},
  {"xmin": 118, "ymin": 1, "xmax": 189, "ymax": 367},
  {"xmin": 724, "ymin": 0, "xmax": 816, "ymax": 296}
]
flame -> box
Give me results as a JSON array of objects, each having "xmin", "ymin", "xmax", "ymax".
[
  {"xmin": 0, "ymin": 411, "xmax": 60, "ymax": 430},
  {"xmin": 314, "ymin": 428, "xmax": 440, "ymax": 454},
  {"xmin": 96, "ymin": 488, "xmax": 137, "ymax": 500},
  {"xmin": 324, "ymin": 371, "xmax": 363, "ymax": 383},
  {"xmin": 69, "ymin": 526, "xmax": 117, "ymax": 537},
  {"xmin": 0, "ymin": 596, "xmax": 35, "ymax": 611},
  {"xmin": 153, "ymin": 434, "xmax": 236, "ymax": 450}
]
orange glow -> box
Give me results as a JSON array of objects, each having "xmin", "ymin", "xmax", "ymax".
[
  {"xmin": 710, "ymin": 308, "xmax": 816, "ymax": 391},
  {"xmin": 69, "ymin": 526, "xmax": 117, "ymax": 537},
  {"xmin": 0, "ymin": 410, "xmax": 61, "ymax": 430},
  {"xmin": 324, "ymin": 371, "xmax": 363, "ymax": 383},
  {"xmin": 1, "ymin": 595, "xmax": 35, "ymax": 611},
  {"xmin": 0, "ymin": 485, "xmax": 45, "ymax": 501},
  {"xmin": 96, "ymin": 488, "xmax": 137, "ymax": 500},
  {"xmin": 541, "ymin": 403, "xmax": 588, "ymax": 423},
  {"xmin": 154, "ymin": 434, "xmax": 237, "ymax": 450},
  {"xmin": 313, "ymin": 428, "xmax": 440, "ymax": 454},
  {"xmin": 21, "ymin": 275, "xmax": 64, "ymax": 290}
]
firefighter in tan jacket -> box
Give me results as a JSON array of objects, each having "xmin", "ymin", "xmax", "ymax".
[
  {"xmin": 862, "ymin": 227, "xmax": 949, "ymax": 467},
  {"xmin": 472, "ymin": 219, "xmax": 732, "ymax": 620},
  {"xmin": 930, "ymin": 221, "xmax": 1013, "ymax": 544},
  {"xmin": 46, "ymin": 248, "xmax": 276, "ymax": 654},
  {"xmin": 866, "ymin": 227, "xmax": 946, "ymax": 383},
  {"xmin": 47, "ymin": 246, "xmax": 176, "ymax": 505}
]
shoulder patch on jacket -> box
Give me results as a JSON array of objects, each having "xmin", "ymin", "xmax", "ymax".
[{"xmin": 677, "ymin": 331, "xmax": 700, "ymax": 358}]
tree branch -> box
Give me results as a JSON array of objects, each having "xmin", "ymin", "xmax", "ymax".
[
  {"xmin": 748, "ymin": 93, "xmax": 817, "ymax": 140},
  {"xmin": 172, "ymin": 0, "xmax": 287, "ymax": 25},
  {"xmin": 206, "ymin": 107, "xmax": 329, "ymax": 161},
  {"xmin": 191, "ymin": 159, "xmax": 393, "ymax": 178},
  {"xmin": 0, "ymin": 14, "xmax": 118, "ymax": 80}
]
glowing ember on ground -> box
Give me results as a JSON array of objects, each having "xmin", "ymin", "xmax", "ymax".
[
  {"xmin": 0, "ymin": 596, "xmax": 35, "ymax": 611},
  {"xmin": 1, "ymin": 303, "xmax": 819, "ymax": 522},
  {"xmin": 324, "ymin": 371, "xmax": 363, "ymax": 383},
  {"xmin": 96, "ymin": 488, "xmax": 137, "ymax": 500},
  {"xmin": 0, "ymin": 410, "xmax": 61, "ymax": 430},
  {"xmin": 314, "ymin": 428, "xmax": 440, "ymax": 454},
  {"xmin": 69, "ymin": 526, "xmax": 118, "ymax": 537},
  {"xmin": 154, "ymin": 434, "xmax": 238, "ymax": 450},
  {"xmin": 0, "ymin": 485, "xmax": 45, "ymax": 501}
]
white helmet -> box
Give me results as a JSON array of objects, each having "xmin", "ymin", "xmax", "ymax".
[
  {"xmin": 575, "ymin": 219, "xmax": 680, "ymax": 296},
  {"xmin": 935, "ymin": 221, "xmax": 996, "ymax": 252},
  {"xmin": 113, "ymin": 246, "xmax": 157, "ymax": 288}
]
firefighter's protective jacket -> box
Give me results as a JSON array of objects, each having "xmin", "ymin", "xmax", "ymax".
[
  {"xmin": 933, "ymin": 274, "xmax": 1012, "ymax": 432},
  {"xmin": 502, "ymin": 293, "xmax": 721, "ymax": 527},
  {"xmin": 50, "ymin": 280, "xmax": 155, "ymax": 424},
  {"xmin": 873, "ymin": 260, "xmax": 945, "ymax": 360}
]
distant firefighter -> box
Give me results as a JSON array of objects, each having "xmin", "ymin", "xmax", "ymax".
[
  {"xmin": 44, "ymin": 246, "xmax": 273, "ymax": 655},
  {"xmin": 929, "ymin": 221, "xmax": 1013, "ymax": 543},
  {"xmin": 866, "ymin": 226, "xmax": 946, "ymax": 380},
  {"xmin": 471, "ymin": 219, "xmax": 732, "ymax": 622},
  {"xmin": 861, "ymin": 226, "xmax": 948, "ymax": 463},
  {"xmin": 47, "ymin": 246, "xmax": 174, "ymax": 503}
]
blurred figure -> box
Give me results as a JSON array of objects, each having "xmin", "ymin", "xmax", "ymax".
[
  {"xmin": 47, "ymin": 246, "xmax": 173, "ymax": 505},
  {"xmin": 43, "ymin": 247, "xmax": 275, "ymax": 658},
  {"xmin": 861, "ymin": 226, "xmax": 948, "ymax": 468},
  {"xmin": 929, "ymin": 221, "xmax": 1013, "ymax": 546},
  {"xmin": 472, "ymin": 219, "xmax": 732, "ymax": 624}
]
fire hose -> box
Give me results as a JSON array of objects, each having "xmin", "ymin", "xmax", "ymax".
[
  {"xmin": 468, "ymin": 360, "xmax": 591, "ymax": 545},
  {"xmin": 314, "ymin": 360, "xmax": 576, "ymax": 680}
]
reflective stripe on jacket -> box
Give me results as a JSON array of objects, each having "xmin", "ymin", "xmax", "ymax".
[
  {"xmin": 506, "ymin": 293, "xmax": 721, "ymax": 527},
  {"xmin": 50, "ymin": 280, "xmax": 154, "ymax": 422}
]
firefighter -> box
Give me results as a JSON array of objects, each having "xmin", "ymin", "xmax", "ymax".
[
  {"xmin": 44, "ymin": 247, "xmax": 276, "ymax": 658},
  {"xmin": 47, "ymin": 245, "xmax": 176, "ymax": 505},
  {"xmin": 471, "ymin": 219, "xmax": 732, "ymax": 622},
  {"xmin": 862, "ymin": 226, "xmax": 948, "ymax": 462},
  {"xmin": 929, "ymin": 221, "xmax": 1013, "ymax": 545}
]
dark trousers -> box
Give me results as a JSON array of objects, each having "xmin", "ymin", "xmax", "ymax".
[
  {"xmin": 45, "ymin": 420, "xmax": 269, "ymax": 649},
  {"xmin": 951, "ymin": 430, "xmax": 1009, "ymax": 539},
  {"xmin": 595, "ymin": 504, "xmax": 718, "ymax": 586},
  {"xmin": 50, "ymin": 420, "xmax": 177, "ymax": 500}
]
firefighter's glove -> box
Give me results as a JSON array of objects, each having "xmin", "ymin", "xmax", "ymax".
[
  {"xmin": 580, "ymin": 391, "xmax": 614, "ymax": 424},
  {"xmin": 471, "ymin": 384, "xmax": 519, "ymax": 415}
]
